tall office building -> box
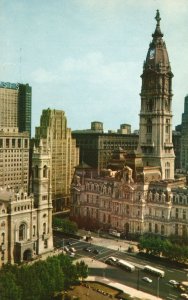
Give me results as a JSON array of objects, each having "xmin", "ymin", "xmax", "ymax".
[
  {"xmin": 180, "ymin": 95, "xmax": 188, "ymax": 171},
  {"xmin": 72, "ymin": 122, "xmax": 138, "ymax": 171},
  {"xmin": 0, "ymin": 82, "xmax": 32, "ymax": 137},
  {"xmin": 138, "ymin": 10, "xmax": 175, "ymax": 179},
  {"xmin": 35, "ymin": 109, "xmax": 79, "ymax": 212}
]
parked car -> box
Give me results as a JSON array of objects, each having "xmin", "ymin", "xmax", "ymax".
[{"xmin": 142, "ymin": 277, "xmax": 152, "ymax": 283}]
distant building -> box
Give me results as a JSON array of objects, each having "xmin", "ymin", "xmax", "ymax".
[
  {"xmin": 172, "ymin": 129, "xmax": 181, "ymax": 170},
  {"xmin": 72, "ymin": 122, "xmax": 138, "ymax": 171},
  {"xmin": 0, "ymin": 143, "xmax": 53, "ymax": 267},
  {"xmin": 0, "ymin": 82, "xmax": 32, "ymax": 137},
  {"xmin": 34, "ymin": 109, "xmax": 79, "ymax": 212},
  {"xmin": 0, "ymin": 128, "xmax": 29, "ymax": 192},
  {"xmin": 180, "ymin": 95, "xmax": 188, "ymax": 172}
]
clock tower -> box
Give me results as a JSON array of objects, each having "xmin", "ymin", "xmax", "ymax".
[{"xmin": 138, "ymin": 10, "xmax": 175, "ymax": 179}]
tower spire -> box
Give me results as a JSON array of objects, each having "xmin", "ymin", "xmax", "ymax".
[
  {"xmin": 155, "ymin": 9, "xmax": 161, "ymax": 25},
  {"xmin": 152, "ymin": 9, "xmax": 163, "ymax": 38}
]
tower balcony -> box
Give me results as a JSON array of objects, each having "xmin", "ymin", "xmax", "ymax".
[
  {"xmin": 164, "ymin": 142, "xmax": 173, "ymax": 148},
  {"xmin": 140, "ymin": 142, "xmax": 154, "ymax": 148}
]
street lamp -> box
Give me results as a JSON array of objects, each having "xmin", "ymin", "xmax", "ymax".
[
  {"xmin": 157, "ymin": 277, "xmax": 160, "ymax": 298},
  {"xmin": 137, "ymin": 269, "xmax": 140, "ymax": 290}
]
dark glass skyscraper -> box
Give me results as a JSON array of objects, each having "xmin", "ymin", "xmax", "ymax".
[{"xmin": 0, "ymin": 82, "xmax": 32, "ymax": 137}]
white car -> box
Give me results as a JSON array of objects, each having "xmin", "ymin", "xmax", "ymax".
[
  {"xmin": 63, "ymin": 246, "xmax": 69, "ymax": 252},
  {"xmin": 69, "ymin": 247, "xmax": 76, "ymax": 253},
  {"xmin": 169, "ymin": 279, "xmax": 179, "ymax": 286},
  {"xmin": 181, "ymin": 294, "xmax": 188, "ymax": 299},
  {"xmin": 69, "ymin": 252, "xmax": 75, "ymax": 258},
  {"xmin": 142, "ymin": 277, "xmax": 152, "ymax": 283}
]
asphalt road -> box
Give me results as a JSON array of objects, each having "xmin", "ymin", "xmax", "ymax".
[{"xmin": 54, "ymin": 233, "xmax": 187, "ymax": 300}]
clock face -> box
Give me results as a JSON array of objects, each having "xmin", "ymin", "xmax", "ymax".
[{"xmin": 149, "ymin": 49, "xmax": 155, "ymax": 59}]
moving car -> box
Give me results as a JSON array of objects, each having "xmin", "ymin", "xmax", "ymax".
[
  {"xmin": 105, "ymin": 257, "xmax": 118, "ymax": 266},
  {"xmin": 169, "ymin": 279, "xmax": 179, "ymax": 286},
  {"xmin": 69, "ymin": 247, "xmax": 76, "ymax": 253},
  {"xmin": 83, "ymin": 247, "xmax": 92, "ymax": 252},
  {"xmin": 93, "ymin": 248, "xmax": 101, "ymax": 254},
  {"xmin": 142, "ymin": 277, "xmax": 152, "ymax": 283},
  {"xmin": 181, "ymin": 294, "xmax": 188, "ymax": 299}
]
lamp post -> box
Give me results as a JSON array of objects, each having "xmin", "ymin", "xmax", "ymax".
[
  {"xmin": 157, "ymin": 277, "xmax": 160, "ymax": 298},
  {"xmin": 137, "ymin": 269, "xmax": 140, "ymax": 290}
]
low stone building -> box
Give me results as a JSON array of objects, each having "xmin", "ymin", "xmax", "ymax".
[
  {"xmin": 0, "ymin": 142, "xmax": 53, "ymax": 267},
  {"xmin": 70, "ymin": 165, "xmax": 187, "ymax": 238}
]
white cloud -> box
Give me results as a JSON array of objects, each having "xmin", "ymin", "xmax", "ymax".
[{"xmin": 32, "ymin": 52, "xmax": 139, "ymax": 93}]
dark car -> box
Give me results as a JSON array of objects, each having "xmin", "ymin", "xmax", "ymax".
[
  {"xmin": 93, "ymin": 248, "xmax": 101, "ymax": 254},
  {"xmin": 83, "ymin": 247, "xmax": 92, "ymax": 252}
]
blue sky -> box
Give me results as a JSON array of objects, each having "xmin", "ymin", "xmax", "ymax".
[{"xmin": 1, "ymin": 0, "xmax": 188, "ymax": 136}]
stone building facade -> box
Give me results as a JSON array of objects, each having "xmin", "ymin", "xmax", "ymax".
[
  {"xmin": 34, "ymin": 109, "xmax": 79, "ymax": 212},
  {"xmin": 0, "ymin": 143, "xmax": 53, "ymax": 267},
  {"xmin": 71, "ymin": 165, "xmax": 187, "ymax": 238}
]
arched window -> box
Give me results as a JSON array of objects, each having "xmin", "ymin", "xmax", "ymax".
[
  {"xmin": 147, "ymin": 118, "xmax": 152, "ymax": 133},
  {"xmin": 43, "ymin": 223, "xmax": 46, "ymax": 235},
  {"xmin": 19, "ymin": 224, "xmax": 26, "ymax": 241},
  {"xmin": 43, "ymin": 165, "xmax": 48, "ymax": 178},
  {"xmin": 1, "ymin": 232, "xmax": 5, "ymax": 244},
  {"xmin": 33, "ymin": 225, "xmax": 36, "ymax": 237},
  {"xmin": 165, "ymin": 162, "xmax": 170, "ymax": 179}
]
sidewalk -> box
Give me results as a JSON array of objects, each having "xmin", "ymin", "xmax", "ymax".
[{"xmin": 76, "ymin": 257, "xmax": 163, "ymax": 300}]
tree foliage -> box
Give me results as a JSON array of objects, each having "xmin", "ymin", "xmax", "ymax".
[
  {"xmin": 138, "ymin": 233, "xmax": 188, "ymax": 263},
  {"xmin": 53, "ymin": 217, "xmax": 78, "ymax": 234},
  {"xmin": 0, "ymin": 253, "xmax": 86, "ymax": 300}
]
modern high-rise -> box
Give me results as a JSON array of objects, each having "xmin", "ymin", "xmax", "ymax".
[
  {"xmin": 138, "ymin": 10, "xmax": 175, "ymax": 179},
  {"xmin": 180, "ymin": 95, "xmax": 188, "ymax": 171},
  {"xmin": 34, "ymin": 109, "xmax": 79, "ymax": 212},
  {"xmin": 0, "ymin": 82, "xmax": 32, "ymax": 137}
]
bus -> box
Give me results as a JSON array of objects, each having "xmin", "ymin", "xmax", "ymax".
[
  {"xmin": 143, "ymin": 265, "xmax": 165, "ymax": 277},
  {"xmin": 117, "ymin": 259, "xmax": 135, "ymax": 272}
]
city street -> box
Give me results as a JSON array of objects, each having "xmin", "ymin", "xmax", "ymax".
[{"xmin": 54, "ymin": 232, "xmax": 188, "ymax": 300}]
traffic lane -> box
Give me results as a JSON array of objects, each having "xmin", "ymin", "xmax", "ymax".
[
  {"xmin": 88, "ymin": 266, "xmax": 180, "ymax": 299},
  {"xmin": 61, "ymin": 236, "xmax": 187, "ymax": 285},
  {"xmin": 54, "ymin": 235, "xmax": 186, "ymax": 292}
]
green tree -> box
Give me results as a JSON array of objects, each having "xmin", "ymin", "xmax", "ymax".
[
  {"xmin": 0, "ymin": 271, "xmax": 22, "ymax": 300},
  {"xmin": 53, "ymin": 217, "xmax": 78, "ymax": 234},
  {"xmin": 75, "ymin": 260, "xmax": 88, "ymax": 281}
]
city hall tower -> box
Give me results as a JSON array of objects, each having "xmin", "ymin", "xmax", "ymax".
[{"xmin": 138, "ymin": 10, "xmax": 175, "ymax": 179}]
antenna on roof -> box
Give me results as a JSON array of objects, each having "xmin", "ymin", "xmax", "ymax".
[{"xmin": 19, "ymin": 47, "xmax": 22, "ymax": 83}]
